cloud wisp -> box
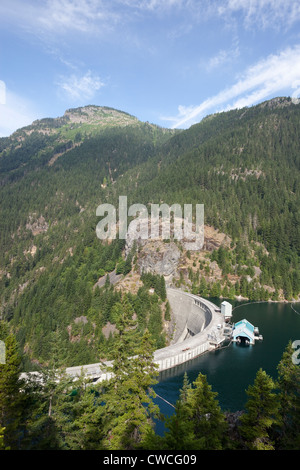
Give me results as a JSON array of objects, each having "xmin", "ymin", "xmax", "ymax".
[
  {"xmin": 165, "ymin": 45, "xmax": 300, "ymax": 128},
  {"xmin": 56, "ymin": 70, "xmax": 105, "ymax": 102},
  {"xmin": 218, "ymin": 0, "xmax": 300, "ymax": 31},
  {"xmin": 0, "ymin": 90, "xmax": 41, "ymax": 137}
]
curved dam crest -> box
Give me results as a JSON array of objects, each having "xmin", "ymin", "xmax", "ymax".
[
  {"xmin": 20, "ymin": 289, "xmax": 227, "ymax": 383},
  {"xmin": 63, "ymin": 288, "xmax": 227, "ymax": 383}
]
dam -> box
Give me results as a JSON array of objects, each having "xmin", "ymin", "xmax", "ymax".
[
  {"xmin": 153, "ymin": 288, "xmax": 226, "ymax": 372},
  {"xmin": 62, "ymin": 288, "xmax": 227, "ymax": 383},
  {"xmin": 20, "ymin": 288, "xmax": 227, "ymax": 384}
]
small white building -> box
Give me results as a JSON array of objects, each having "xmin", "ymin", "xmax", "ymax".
[{"xmin": 221, "ymin": 301, "xmax": 232, "ymax": 320}]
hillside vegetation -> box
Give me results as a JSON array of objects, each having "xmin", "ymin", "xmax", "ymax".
[{"xmin": 0, "ymin": 98, "xmax": 300, "ymax": 370}]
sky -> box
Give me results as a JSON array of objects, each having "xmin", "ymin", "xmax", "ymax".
[{"xmin": 1, "ymin": 0, "xmax": 300, "ymax": 137}]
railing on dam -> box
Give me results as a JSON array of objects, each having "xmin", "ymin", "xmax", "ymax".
[
  {"xmin": 194, "ymin": 298, "xmax": 212, "ymax": 323},
  {"xmin": 153, "ymin": 340, "xmax": 211, "ymax": 373},
  {"xmin": 20, "ymin": 289, "xmax": 226, "ymax": 384},
  {"xmin": 63, "ymin": 290, "xmax": 226, "ymax": 381},
  {"xmin": 152, "ymin": 289, "xmax": 225, "ymax": 373}
]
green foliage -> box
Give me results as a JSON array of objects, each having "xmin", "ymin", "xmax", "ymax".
[
  {"xmin": 239, "ymin": 368, "xmax": 279, "ymax": 450},
  {"xmin": 0, "ymin": 331, "xmax": 27, "ymax": 449},
  {"xmin": 163, "ymin": 372, "xmax": 228, "ymax": 450},
  {"xmin": 141, "ymin": 272, "xmax": 167, "ymax": 301},
  {"xmin": 275, "ymin": 341, "xmax": 300, "ymax": 449},
  {"xmin": 0, "ymin": 326, "xmax": 298, "ymax": 450},
  {"xmin": 0, "ymin": 427, "xmax": 6, "ymax": 450},
  {"xmin": 100, "ymin": 298, "xmax": 159, "ymax": 450}
]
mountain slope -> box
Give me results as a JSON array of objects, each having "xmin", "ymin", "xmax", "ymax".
[
  {"xmin": 112, "ymin": 96, "xmax": 300, "ymax": 299},
  {"xmin": 0, "ymin": 106, "xmax": 178, "ymax": 369},
  {"xmin": 1, "ymin": 98, "xmax": 300, "ymax": 370}
]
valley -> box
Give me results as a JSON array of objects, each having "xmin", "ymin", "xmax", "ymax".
[{"xmin": 0, "ymin": 97, "xmax": 300, "ymax": 371}]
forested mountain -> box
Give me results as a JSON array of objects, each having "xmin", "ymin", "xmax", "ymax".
[
  {"xmin": 114, "ymin": 96, "xmax": 300, "ymax": 300},
  {"xmin": 0, "ymin": 98, "xmax": 300, "ymax": 371}
]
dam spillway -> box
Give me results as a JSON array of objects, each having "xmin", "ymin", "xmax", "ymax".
[{"xmin": 152, "ymin": 288, "xmax": 226, "ymax": 372}]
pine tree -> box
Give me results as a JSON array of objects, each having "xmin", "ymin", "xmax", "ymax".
[
  {"xmin": 164, "ymin": 300, "xmax": 171, "ymax": 321},
  {"xmin": 100, "ymin": 296, "xmax": 159, "ymax": 450},
  {"xmin": 0, "ymin": 333, "xmax": 28, "ymax": 449},
  {"xmin": 24, "ymin": 367, "xmax": 71, "ymax": 449},
  {"xmin": 162, "ymin": 372, "xmax": 198, "ymax": 450},
  {"xmin": 179, "ymin": 372, "xmax": 191, "ymax": 403},
  {"xmin": 0, "ymin": 427, "xmax": 7, "ymax": 450},
  {"xmin": 184, "ymin": 373, "xmax": 228, "ymax": 450},
  {"xmin": 276, "ymin": 341, "xmax": 300, "ymax": 449},
  {"xmin": 68, "ymin": 385, "xmax": 105, "ymax": 450},
  {"xmin": 239, "ymin": 368, "xmax": 279, "ymax": 450}
]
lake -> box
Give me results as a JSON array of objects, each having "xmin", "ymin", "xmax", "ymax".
[{"xmin": 153, "ymin": 300, "xmax": 300, "ymax": 428}]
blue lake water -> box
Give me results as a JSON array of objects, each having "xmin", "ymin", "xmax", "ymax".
[{"xmin": 153, "ymin": 300, "xmax": 300, "ymax": 432}]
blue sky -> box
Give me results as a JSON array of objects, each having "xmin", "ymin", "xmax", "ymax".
[{"xmin": 1, "ymin": 0, "xmax": 300, "ymax": 136}]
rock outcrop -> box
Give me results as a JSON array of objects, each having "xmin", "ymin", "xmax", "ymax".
[{"xmin": 137, "ymin": 240, "xmax": 181, "ymax": 280}]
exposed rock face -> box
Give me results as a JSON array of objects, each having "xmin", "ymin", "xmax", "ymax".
[
  {"xmin": 64, "ymin": 105, "xmax": 139, "ymax": 127},
  {"xmin": 124, "ymin": 223, "xmax": 231, "ymax": 283},
  {"xmin": 26, "ymin": 214, "xmax": 49, "ymax": 236},
  {"xmin": 137, "ymin": 240, "xmax": 181, "ymax": 279}
]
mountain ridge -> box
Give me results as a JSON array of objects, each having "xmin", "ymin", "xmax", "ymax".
[{"xmin": 1, "ymin": 96, "xmax": 300, "ymax": 369}]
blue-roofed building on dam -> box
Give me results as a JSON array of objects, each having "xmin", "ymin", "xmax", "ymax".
[{"xmin": 232, "ymin": 319, "xmax": 262, "ymax": 345}]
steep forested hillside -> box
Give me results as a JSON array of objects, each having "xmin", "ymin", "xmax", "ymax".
[
  {"xmin": 0, "ymin": 106, "xmax": 177, "ymax": 369},
  {"xmin": 0, "ymin": 98, "xmax": 300, "ymax": 370},
  {"xmin": 114, "ymin": 97, "xmax": 300, "ymax": 299}
]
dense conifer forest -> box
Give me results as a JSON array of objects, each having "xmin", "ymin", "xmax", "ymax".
[
  {"xmin": 0, "ymin": 322, "xmax": 299, "ymax": 450},
  {"xmin": 0, "ymin": 99, "xmax": 300, "ymax": 450}
]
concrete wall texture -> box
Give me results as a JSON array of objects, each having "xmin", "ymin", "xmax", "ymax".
[
  {"xmin": 167, "ymin": 288, "xmax": 212, "ymax": 343},
  {"xmin": 153, "ymin": 288, "xmax": 225, "ymax": 372},
  {"xmin": 62, "ymin": 288, "xmax": 226, "ymax": 382}
]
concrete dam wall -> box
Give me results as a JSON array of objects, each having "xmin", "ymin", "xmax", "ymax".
[
  {"xmin": 167, "ymin": 288, "xmax": 212, "ymax": 344},
  {"xmin": 152, "ymin": 288, "xmax": 225, "ymax": 372},
  {"xmin": 36, "ymin": 289, "xmax": 226, "ymax": 384}
]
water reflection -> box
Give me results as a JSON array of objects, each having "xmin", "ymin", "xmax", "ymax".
[{"xmin": 154, "ymin": 301, "xmax": 300, "ymax": 429}]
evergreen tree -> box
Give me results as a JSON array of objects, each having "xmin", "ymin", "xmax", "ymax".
[
  {"xmin": 0, "ymin": 427, "xmax": 8, "ymax": 450},
  {"xmin": 239, "ymin": 368, "xmax": 279, "ymax": 450},
  {"xmin": 184, "ymin": 373, "xmax": 228, "ymax": 450},
  {"xmin": 164, "ymin": 300, "xmax": 171, "ymax": 321},
  {"xmin": 0, "ymin": 332, "xmax": 27, "ymax": 449},
  {"xmin": 67, "ymin": 385, "xmax": 105, "ymax": 450},
  {"xmin": 162, "ymin": 373, "xmax": 198, "ymax": 450},
  {"xmin": 179, "ymin": 372, "xmax": 191, "ymax": 402},
  {"xmin": 100, "ymin": 296, "xmax": 159, "ymax": 450},
  {"xmin": 275, "ymin": 341, "xmax": 300, "ymax": 449},
  {"xmin": 23, "ymin": 367, "xmax": 71, "ymax": 449}
]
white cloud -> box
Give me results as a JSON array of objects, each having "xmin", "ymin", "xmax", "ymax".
[
  {"xmin": 0, "ymin": 90, "xmax": 40, "ymax": 137},
  {"xmin": 119, "ymin": 0, "xmax": 185, "ymax": 11},
  {"xmin": 166, "ymin": 45, "xmax": 300, "ymax": 128},
  {"xmin": 56, "ymin": 70, "xmax": 105, "ymax": 101},
  {"xmin": 2, "ymin": 0, "xmax": 300, "ymax": 38},
  {"xmin": 206, "ymin": 41, "xmax": 240, "ymax": 72},
  {"xmin": 218, "ymin": 0, "xmax": 300, "ymax": 30},
  {"xmin": 0, "ymin": 0, "xmax": 120, "ymax": 37},
  {"xmin": 0, "ymin": 81, "xmax": 6, "ymax": 105},
  {"xmin": 38, "ymin": 0, "xmax": 117, "ymax": 33}
]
